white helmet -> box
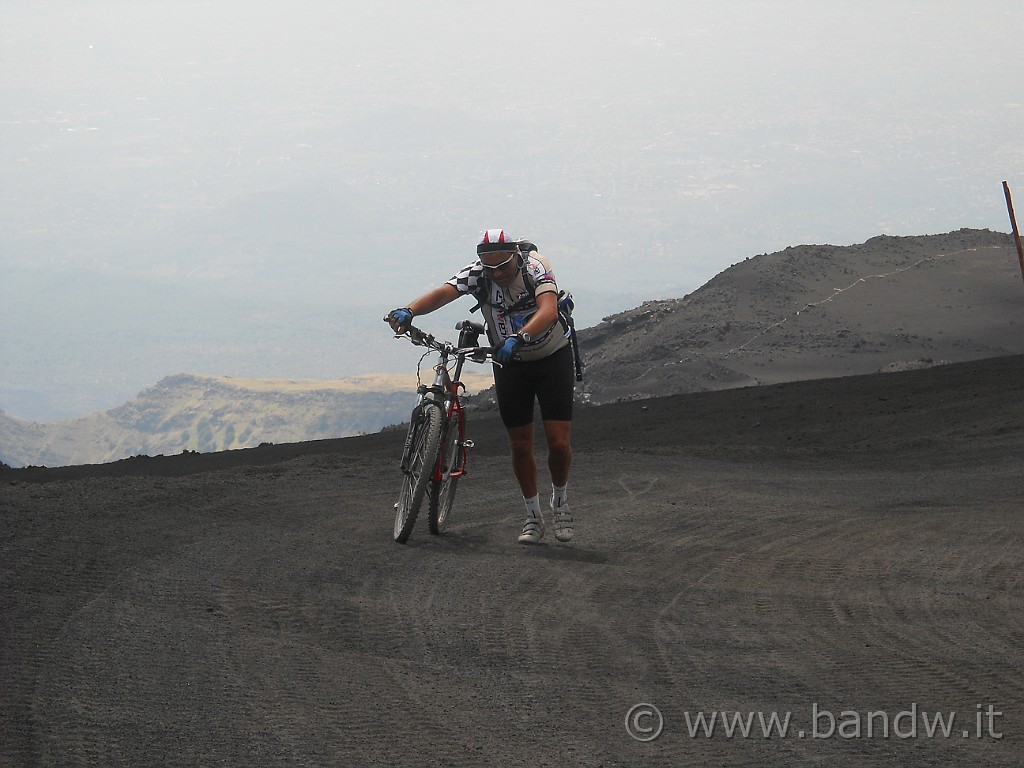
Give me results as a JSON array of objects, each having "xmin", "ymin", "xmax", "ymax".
[{"xmin": 477, "ymin": 228, "xmax": 520, "ymax": 255}]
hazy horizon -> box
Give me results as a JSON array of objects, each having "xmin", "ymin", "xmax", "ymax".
[{"xmin": 2, "ymin": 1, "xmax": 1022, "ymax": 421}]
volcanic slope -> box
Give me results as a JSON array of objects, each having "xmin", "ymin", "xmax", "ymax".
[
  {"xmin": 578, "ymin": 228, "xmax": 1023, "ymax": 403},
  {"xmin": 3, "ymin": 354, "xmax": 1023, "ymax": 767}
]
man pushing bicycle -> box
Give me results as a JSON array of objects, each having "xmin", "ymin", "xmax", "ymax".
[{"xmin": 387, "ymin": 229, "xmax": 576, "ymax": 544}]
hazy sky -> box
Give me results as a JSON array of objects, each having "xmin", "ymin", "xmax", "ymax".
[{"xmin": 2, "ymin": 1, "xmax": 1022, "ymax": 420}]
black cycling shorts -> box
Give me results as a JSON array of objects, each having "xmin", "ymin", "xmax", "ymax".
[{"xmin": 492, "ymin": 344, "xmax": 575, "ymax": 429}]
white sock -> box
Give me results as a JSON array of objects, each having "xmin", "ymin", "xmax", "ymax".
[
  {"xmin": 551, "ymin": 484, "xmax": 568, "ymax": 508},
  {"xmin": 524, "ymin": 495, "xmax": 543, "ymax": 519}
]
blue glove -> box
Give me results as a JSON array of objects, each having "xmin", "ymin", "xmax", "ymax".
[
  {"xmin": 388, "ymin": 307, "xmax": 414, "ymax": 332},
  {"xmin": 494, "ymin": 336, "xmax": 522, "ymax": 363}
]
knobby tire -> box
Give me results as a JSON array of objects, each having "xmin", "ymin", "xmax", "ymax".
[
  {"xmin": 428, "ymin": 408, "xmax": 463, "ymax": 535},
  {"xmin": 394, "ymin": 404, "xmax": 443, "ymax": 543}
]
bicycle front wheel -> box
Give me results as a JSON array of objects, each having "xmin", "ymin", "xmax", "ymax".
[
  {"xmin": 394, "ymin": 404, "xmax": 443, "ymax": 543},
  {"xmin": 428, "ymin": 408, "xmax": 463, "ymax": 535}
]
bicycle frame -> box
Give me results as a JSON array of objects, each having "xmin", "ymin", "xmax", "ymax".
[
  {"xmin": 397, "ymin": 323, "xmax": 489, "ymax": 477},
  {"xmin": 438, "ymin": 380, "xmax": 467, "ymax": 484}
]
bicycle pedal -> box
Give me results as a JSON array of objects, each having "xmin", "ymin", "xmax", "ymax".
[{"xmin": 462, "ymin": 440, "xmax": 475, "ymax": 450}]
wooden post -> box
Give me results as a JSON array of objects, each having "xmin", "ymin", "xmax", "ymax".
[{"xmin": 1004, "ymin": 181, "xmax": 1024, "ymax": 283}]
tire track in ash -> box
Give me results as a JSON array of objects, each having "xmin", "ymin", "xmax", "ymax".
[
  {"xmin": 644, "ymin": 477, "xmax": 1024, "ymax": 765},
  {"xmin": 23, "ymin": 455, "xmax": 396, "ymax": 766},
  {"xmin": 777, "ymin": 502, "xmax": 1024, "ymax": 766},
  {"xmin": 522, "ymin": 453, "xmax": 781, "ymax": 758},
  {"xmin": 261, "ymin": 454, "xmax": 611, "ymax": 765},
  {"xmin": 203, "ymin": 458, "xmax": 475, "ymax": 766},
  {"xmin": 10, "ymin": 416, "xmax": 1024, "ymax": 767},
  {"xmin": 30, "ymin": 488, "xmax": 343, "ymax": 765},
  {"xmin": 365, "ymin": 464, "xmax": 637, "ymax": 764},
  {"xmin": 206, "ymin": 465, "xmax": 456, "ymax": 766},
  {"xmin": 853, "ymin": 507, "xmax": 1024, "ymax": 706},
  {"xmin": 581, "ymin": 453, "xmax": 1022, "ymax": 765},
  {"xmin": 651, "ymin": 506, "xmax": 862, "ymax": 702},
  {"xmin": 18, "ymin": 471, "xmax": 275, "ymax": 767},
  {"xmin": 361, "ymin": 451, "xmax": 802, "ymax": 763}
]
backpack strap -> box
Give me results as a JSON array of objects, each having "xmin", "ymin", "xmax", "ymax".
[
  {"xmin": 469, "ymin": 273, "xmax": 490, "ymax": 315},
  {"xmin": 558, "ymin": 291, "xmax": 584, "ymax": 382}
]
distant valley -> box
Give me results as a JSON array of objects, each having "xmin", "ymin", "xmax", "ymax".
[{"xmin": 0, "ymin": 372, "xmax": 493, "ymax": 468}]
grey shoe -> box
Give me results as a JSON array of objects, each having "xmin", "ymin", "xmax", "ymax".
[
  {"xmin": 552, "ymin": 501, "xmax": 574, "ymax": 542},
  {"xmin": 517, "ymin": 516, "xmax": 545, "ymax": 544}
]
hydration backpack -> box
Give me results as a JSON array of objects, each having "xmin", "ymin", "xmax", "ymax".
[{"xmin": 470, "ymin": 241, "xmax": 584, "ymax": 382}]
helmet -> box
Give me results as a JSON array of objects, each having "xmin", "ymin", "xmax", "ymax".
[{"xmin": 477, "ymin": 228, "xmax": 520, "ymax": 255}]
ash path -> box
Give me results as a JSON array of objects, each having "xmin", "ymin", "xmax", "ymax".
[{"xmin": 3, "ymin": 356, "xmax": 1023, "ymax": 767}]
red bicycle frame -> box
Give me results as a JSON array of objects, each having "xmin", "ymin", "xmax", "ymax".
[{"xmin": 433, "ymin": 371, "xmax": 468, "ymax": 483}]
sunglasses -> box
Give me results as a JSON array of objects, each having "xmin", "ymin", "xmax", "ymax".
[{"xmin": 481, "ymin": 252, "xmax": 519, "ymax": 272}]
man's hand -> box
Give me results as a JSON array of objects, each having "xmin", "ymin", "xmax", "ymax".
[
  {"xmin": 494, "ymin": 336, "xmax": 522, "ymax": 363},
  {"xmin": 387, "ymin": 307, "xmax": 414, "ymax": 333}
]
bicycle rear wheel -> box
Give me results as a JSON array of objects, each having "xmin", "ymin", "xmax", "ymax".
[
  {"xmin": 428, "ymin": 408, "xmax": 463, "ymax": 535},
  {"xmin": 394, "ymin": 404, "xmax": 443, "ymax": 543}
]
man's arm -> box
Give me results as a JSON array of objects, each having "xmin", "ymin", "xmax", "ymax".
[
  {"xmin": 518, "ymin": 290, "xmax": 559, "ymax": 340},
  {"xmin": 388, "ymin": 283, "xmax": 460, "ymax": 333},
  {"xmin": 409, "ymin": 284, "xmax": 460, "ymax": 317}
]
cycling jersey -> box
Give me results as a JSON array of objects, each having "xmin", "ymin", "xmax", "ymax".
[{"xmin": 446, "ymin": 253, "xmax": 570, "ymax": 362}]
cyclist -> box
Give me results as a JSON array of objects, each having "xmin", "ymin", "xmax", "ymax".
[{"xmin": 387, "ymin": 228, "xmax": 575, "ymax": 544}]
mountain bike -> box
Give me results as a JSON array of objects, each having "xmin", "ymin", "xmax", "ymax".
[{"xmin": 386, "ymin": 319, "xmax": 494, "ymax": 543}]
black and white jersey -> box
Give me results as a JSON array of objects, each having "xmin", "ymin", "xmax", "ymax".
[{"xmin": 446, "ymin": 253, "xmax": 570, "ymax": 362}]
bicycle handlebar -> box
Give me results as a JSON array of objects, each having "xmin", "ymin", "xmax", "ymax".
[{"xmin": 384, "ymin": 317, "xmax": 495, "ymax": 364}]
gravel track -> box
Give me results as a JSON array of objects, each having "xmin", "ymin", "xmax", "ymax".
[{"xmin": 4, "ymin": 355, "xmax": 1023, "ymax": 767}]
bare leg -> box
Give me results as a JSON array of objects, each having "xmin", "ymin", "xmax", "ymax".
[
  {"xmin": 507, "ymin": 423, "xmax": 538, "ymax": 498},
  {"xmin": 544, "ymin": 419, "xmax": 574, "ymax": 541},
  {"xmin": 543, "ymin": 420, "xmax": 573, "ymax": 488}
]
